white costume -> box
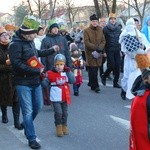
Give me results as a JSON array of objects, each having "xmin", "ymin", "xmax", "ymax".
[
  {"xmin": 34, "ymin": 35, "xmax": 45, "ymax": 61},
  {"xmin": 119, "ymin": 18, "xmax": 150, "ymax": 99}
]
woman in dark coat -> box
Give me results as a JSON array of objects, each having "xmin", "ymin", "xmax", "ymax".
[{"xmin": 0, "ymin": 26, "xmax": 22, "ymax": 129}]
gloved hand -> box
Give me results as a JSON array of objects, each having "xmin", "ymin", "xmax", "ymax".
[
  {"xmin": 64, "ymin": 65, "xmax": 71, "ymax": 72},
  {"xmin": 95, "ymin": 47, "xmax": 103, "ymax": 53},
  {"xmin": 52, "ymin": 45, "xmax": 60, "ymax": 52},
  {"xmin": 40, "ymin": 72, "xmax": 47, "ymax": 80},
  {"xmin": 92, "ymin": 51, "xmax": 101, "ymax": 59}
]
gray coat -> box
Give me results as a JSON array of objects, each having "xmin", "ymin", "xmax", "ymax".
[
  {"xmin": 41, "ymin": 33, "xmax": 72, "ymax": 71},
  {"xmin": 75, "ymin": 30, "xmax": 84, "ymax": 51}
]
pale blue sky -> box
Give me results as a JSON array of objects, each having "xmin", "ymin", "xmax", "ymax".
[
  {"xmin": 0, "ymin": 0, "xmax": 19, "ymax": 13},
  {"xmin": 0, "ymin": 0, "xmax": 93, "ymax": 13}
]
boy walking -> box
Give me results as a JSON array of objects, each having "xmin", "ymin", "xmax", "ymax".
[{"xmin": 42, "ymin": 54, "xmax": 75, "ymax": 137}]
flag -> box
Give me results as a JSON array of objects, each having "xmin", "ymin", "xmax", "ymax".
[{"xmin": 27, "ymin": 56, "xmax": 44, "ymax": 68}]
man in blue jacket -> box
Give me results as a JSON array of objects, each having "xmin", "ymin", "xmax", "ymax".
[
  {"xmin": 101, "ymin": 13, "xmax": 122, "ymax": 88},
  {"xmin": 8, "ymin": 15, "xmax": 59, "ymax": 149}
]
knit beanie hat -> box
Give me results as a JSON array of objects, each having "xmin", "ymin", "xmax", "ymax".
[
  {"xmin": 59, "ymin": 25, "xmax": 67, "ymax": 32},
  {"xmin": 54, "ymin": 54, "xmax": 66, "ymax": 65},
  {"xmin": 0, "ymin": 26, "xmax": 7, "ymax": 36},
  {"xmin": 135, "ymin": 54, "xmax": 150, "ymax": 79},
  {"xmin": 19, "ymin": 15, "xmax": 40, "ymax": 35},
  {"xmin": 48, "ymin": 19, "xmax": 59, "ymax": 32},
  {"xmin": 70, "ymin": 43, "xmax": 78, "ymax": 52},
  {"xmin": 90, "ymin": 14, "xmax": 98, "ymax": 21}
]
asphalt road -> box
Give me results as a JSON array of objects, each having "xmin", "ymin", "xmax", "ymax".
[{"xmin": 0, "ymin": 70, "xmax": 132, "ymax": 150}]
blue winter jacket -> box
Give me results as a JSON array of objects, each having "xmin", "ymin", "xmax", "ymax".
[{"xmin": 8, "ymin": 30, "xmax": 56, "ymax": 86}]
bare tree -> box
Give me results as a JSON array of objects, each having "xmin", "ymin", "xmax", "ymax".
[
  {"xmin": 111, "ymin": 0, "xmax": 117, "ymax": 13},
  {"xmin": 105, "ymin": 0, "xmax": 117, "ymax": 14},
  {"xmin": 93, "ymin": 0, "xmax": 101, "ymax": 18},
  {"xmin": 33, "ymin": 0, "xmax": 50, "ymax": 18},
  {"xmin": 26, "ymin": 0, "xmax": 57, "ymax": 19},
  {"xmin": 122, "ymin": 0, "xmax": 147, "ymax": 24},
  {"xmin": 103, "ymin": 0, "xmax": 111, "ymax": 16},
  {"xmin": 13, "ymin": 2, "xmax": 29, "ymax": 25},
  {"xmin": 61, "ymin": 0, "xmax": 80, "ymax": 27},
  {"xmin": 27, "ymin": 0, "xmax": 34, "ymax": 15},
  {"xmin": 49, "ymin": 0, "xmax": 57, "ymax": 19}
]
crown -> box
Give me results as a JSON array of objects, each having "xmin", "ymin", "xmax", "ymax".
[{"xmin": 22, "ymin": 15, "xmax": 39, "ymax": 30}]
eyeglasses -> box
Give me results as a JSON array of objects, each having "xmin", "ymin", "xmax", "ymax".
[{"xmin": 0, "ymin": 33, "xmax": 10, "ymax": 37}]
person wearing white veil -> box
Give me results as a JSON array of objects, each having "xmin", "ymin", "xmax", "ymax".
[{"xmin": 119, "ymin": 18, "xmax": 150, "ymax": 100}]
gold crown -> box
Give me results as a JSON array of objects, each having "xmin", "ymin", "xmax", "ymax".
[
  {"xmin": 109, "ymin": 13, "xmax": 116, "ymax": 18},
  {"xmin": 5, "ymin": 24, "xmax": 16, "ymax": 31},
  {"xmin": 22, "ymin": 15, "xmax": 39, "ymax": 30}
]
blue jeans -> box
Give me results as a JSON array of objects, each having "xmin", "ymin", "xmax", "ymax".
[
  {"xmin": 16, "ymin": 85, "xmax": 43, "ymax": 141},
  {"xmin": 52, "ymin": 102, "xmax": 68, "ymax": 126}
]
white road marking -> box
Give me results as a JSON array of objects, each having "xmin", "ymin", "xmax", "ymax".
[
  {"xmin": 110, "ymin": 115, "xmax": 130, "ymax": 130},
  {"xmin": 7, "ymin": 125, "xmax": 41, "ymax": 143},
  {"xmin": 7, "ymin": 125, "xmax": 27, "ymax": 144},
  {"xmin": 124, "ymin": 105, "xmax": 131, "ymax": 109}
]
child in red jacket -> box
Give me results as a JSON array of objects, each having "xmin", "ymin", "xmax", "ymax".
[
  {"xmin": 70, "ymin": 43, "xmax": 84, "ymax": 96},
  {"xmin": 42, "ymin": 54, "xmax": 75, "ymax": 137},
  {"xmin": 130, "ymin": 53, "xmax": 150, "ymax": 150}
]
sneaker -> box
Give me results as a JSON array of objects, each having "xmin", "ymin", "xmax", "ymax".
[
  {"xmin": 28, "ymin": 140, "xmax": 41, "ymax": 149},
  {"xmin": 36, "ymin": 137, "xmax": 41, "ymax": 143}
]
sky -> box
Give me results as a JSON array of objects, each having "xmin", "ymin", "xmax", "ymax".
[
  {"xmin": 0, "ymin": 0, "xmax": 94, "ymax": 13},
  {"xmin": 0, "ymin": 0, "xmax": 20, "ymax": 13}
]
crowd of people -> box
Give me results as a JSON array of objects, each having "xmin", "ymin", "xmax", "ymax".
[{"xmin": 1, "ymin": 13, "xmax": 150, "ymax": 149}]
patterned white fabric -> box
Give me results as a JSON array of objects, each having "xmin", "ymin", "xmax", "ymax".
[{"xmin": 124, "ymin": 35, "xmax": 142, "ymax": 52}]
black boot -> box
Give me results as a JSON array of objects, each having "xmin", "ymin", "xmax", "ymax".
[
  {"xmin": 121, "ymin": 89, "xmax": 126, "ymax": 100},
  {"xmin": 1, "ymin": 106, "xmax": 8, "ymax": 123},
  {"xmin": 113, "ymin": 83, "xmax": 121, "ymax": 88},
  {"xmin": 12, "ymin": 102, "xmax": 23, "ymax": 130},
  {"xmin": 101, "ymin": 74, "xmax": 106, "ymax": 86}
]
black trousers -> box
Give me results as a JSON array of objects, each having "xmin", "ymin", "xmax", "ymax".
[
  {"xmin": 103, "ymin": 51, "xmax": 121, "ymax": 84},
  {"xmin": 88, "ymin": 66, "xmax": 99, "ymax": 89},
  {"xmin": 99, "ymin": 56, "xmax": 106, "ymax": 77}
]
